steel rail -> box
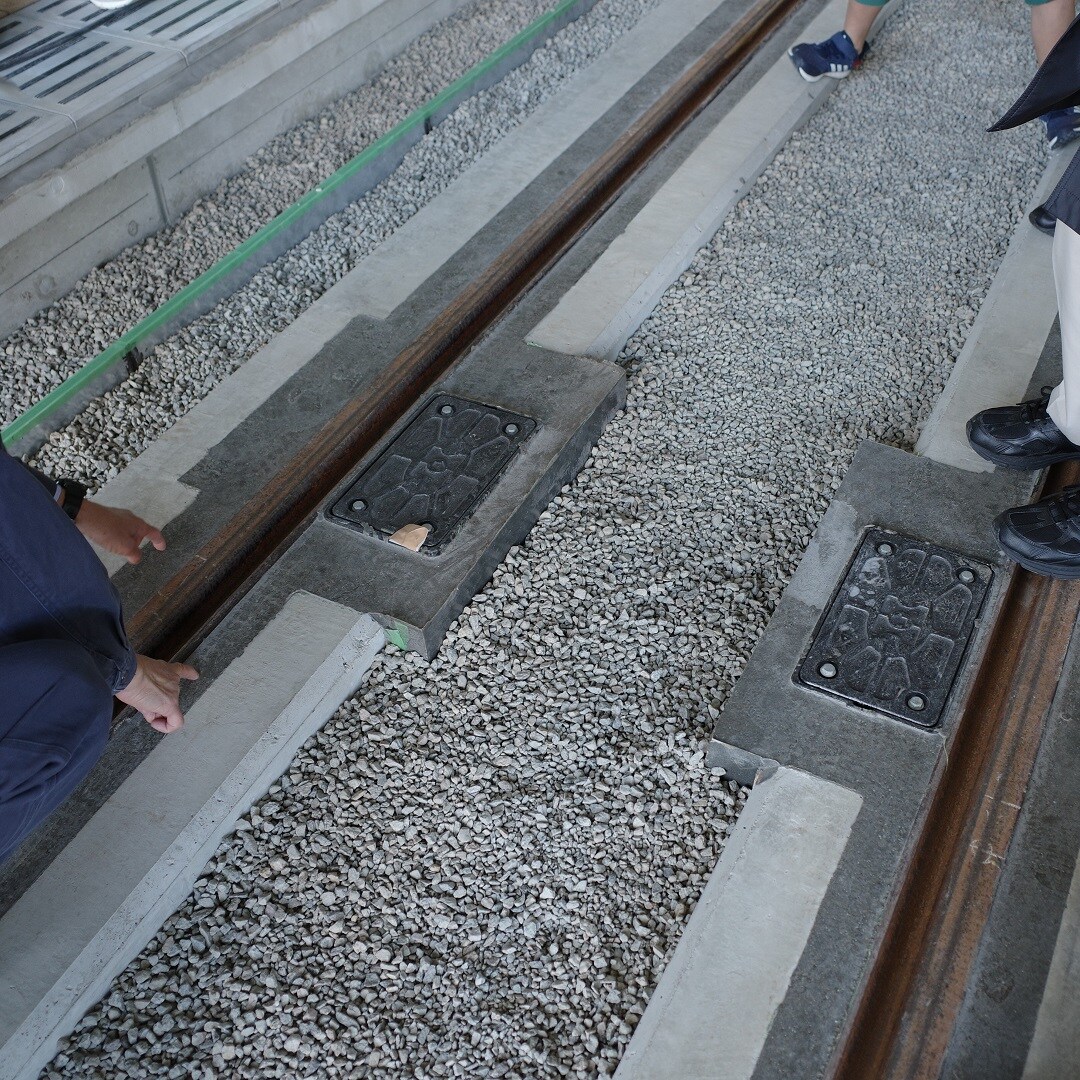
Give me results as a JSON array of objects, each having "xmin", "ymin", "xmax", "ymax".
[
  {"xmin": 124, "ymin": 0, "xmax": 806, "ymax": 662},
  {"xmin": 832, "ymin": 460, "xmax": 1080, "ymax": 1079}
]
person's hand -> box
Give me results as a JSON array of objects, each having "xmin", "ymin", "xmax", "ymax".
[
  {"xmin": 116, "ymin": 654, "xmax": 199, "ymax": 733},
  {"xmin": 75, "ymin": 500, "xmax": 166, "ymax": 564}
]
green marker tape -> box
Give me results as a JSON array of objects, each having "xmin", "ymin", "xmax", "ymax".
[{"xmin": 2, "ymin": 0, "xmax": 587, "ymax": 450}]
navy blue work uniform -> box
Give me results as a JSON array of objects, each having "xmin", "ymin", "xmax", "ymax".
[{"xmin": 0, "ymin": 443, "xmax": 135, "ymax": 863}]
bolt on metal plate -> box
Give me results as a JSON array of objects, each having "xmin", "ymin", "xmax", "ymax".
[
  {"xmin": 796, "ymin": 528, "xmax": 993, "ymax": 729},
  {"xmin": 327, "ymin": 395, "xmax": 536, "ymax": 555}
]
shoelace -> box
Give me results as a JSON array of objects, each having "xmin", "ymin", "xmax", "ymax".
[
  {"xmin": 819, "ymin": 36, "xmax": 854, "ymax": 64},
  {"xmin": 1018, "ymin": 386, "xmax": 1055, "ymax": 422},
  {"xmin": 1044, "ymin": 486, "xmax": 1080, "ymax": 530}
]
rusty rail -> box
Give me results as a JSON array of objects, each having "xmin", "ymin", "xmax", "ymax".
[
  {"xmin": 125, "ymin": 0, "xmax": 807, "ymax": 661},
  {"xmin": 833, "ymin": 460, "xmax": 1080, "ymax": 1079}
]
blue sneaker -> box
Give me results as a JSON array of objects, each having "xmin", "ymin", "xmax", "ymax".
[
  {"xmin": 1042, "ymin": 107, "xmax": 1080, "ymax": 150},
  {"xmin": 788, "ymin": 30, "xmax": 865, "ymax": 82}
]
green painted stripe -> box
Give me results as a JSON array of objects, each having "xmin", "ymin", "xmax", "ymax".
[{"xmin": 3, "ymin": 0, "xmax": 581, "ymax": 448}]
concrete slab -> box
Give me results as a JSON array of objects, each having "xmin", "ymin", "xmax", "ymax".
[
  {"xmin": 526, "ymin": 0, "xmax": 872, "ymax": 360},
  {"xmin": 916, "ymin": 150, "xmax": 1070, "ymax": 472},
  {"xmin": 700, "ymin": 439, "xmax": 1039, "ymax": 1076},
  {"xmin": 88, "ymin": 296, "xmax": 361, "ymax": 575},
  {"xmin": 178, "ymin": 339, "xmax": 626, "ymax": 658},
  {"xmin": 615, "ymin": 767, "xmax": 861, "ymax": 1080},
  {"xmin": 0, "ymin": 592, "xmax": 382, "ymax": 1080},
  {"xmin": 1023, "ymin": 851, "xmax": 1080, "ymax": 1079},
  {"xmin": 346, "ymin": 0, "xmax": 737, "ymax": 320},
  {"xmin": 708, "ymin": 442, "xmax": 1037, "ymax": 782}
]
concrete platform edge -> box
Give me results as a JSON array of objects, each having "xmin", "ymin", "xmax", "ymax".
[
  {"xmin": 2, "ymin": 0, "xmax": 469, "ymax": 336},
  {"xmin": 915, "ymin": 151, "xmax": 1070, "ymax": 471}
]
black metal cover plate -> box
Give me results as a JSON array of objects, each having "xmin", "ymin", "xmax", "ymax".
[
  {"xmin": 796, "ymin": 529, "xmax": 992, "ymax": 729},
  {"xmin": 327, "ymin": 395, "xmax": 536, "ymax": 555}
]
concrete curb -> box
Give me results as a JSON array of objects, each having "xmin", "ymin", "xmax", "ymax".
[
  {"xmin": 615, "ymin": 767, "xmax": 861, "ymax": 1080},
  {"xmin": 0, "ymin": 593, "xmax": 383, "ymax": 1079}
]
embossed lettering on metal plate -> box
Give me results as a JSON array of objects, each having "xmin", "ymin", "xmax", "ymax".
[
  {"xmin": 327, "ymin": 395, "xmax": 536, "ymax": 555},
  {"xmin": 796, "ymin": 528, "xmax": 992, "ymax": 729}
]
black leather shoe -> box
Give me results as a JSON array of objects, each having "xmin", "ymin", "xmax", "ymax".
[
  {"xmin": 966, "ymin": 388, "xmax": 1080, "ymax": 468},
  {"xmin": 1029, "ymin": 204, "xmax": 1057, "ymax": 235},
  {"xmin": 996, "ymin": 486, "xmax": 1080, "ymax": 578}
]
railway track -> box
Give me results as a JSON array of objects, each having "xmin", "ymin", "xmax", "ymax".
[
  {"xmin": 835, "ymin": 461, "xmax": 1080, "ymax": 1079},
  {"xmin": 4, "ymin": 0, "xmax": 1079, "ymax": 1075},
  {"xmin": 124, "ymin": 0, "xmax": 805, "ymax": 663},
  {"xmin": 122, "ymin": 0, "xmax": 1080, "ymax": 1062}
]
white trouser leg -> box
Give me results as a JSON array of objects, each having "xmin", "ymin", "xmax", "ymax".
[{"xmin": 1048, "ymin": 220, "xmax": 1080, "ymax": 443}]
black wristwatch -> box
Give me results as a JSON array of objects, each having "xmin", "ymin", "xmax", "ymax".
[{"xmin": 58, "ymin": 478, "xmax": 87, "ymax": 521}]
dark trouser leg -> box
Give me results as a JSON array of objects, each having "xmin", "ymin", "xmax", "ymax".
[{"xmin": 0, "ymin": 640, "xmax": 112, "ymax": 864}]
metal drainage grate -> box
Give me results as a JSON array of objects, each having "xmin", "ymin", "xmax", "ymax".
[
  {"xmin": 33, "ymin": 0, "xmax": 282, "ymax": 58},
  {"xmin": 0, "ymin": 97, "xmax": 72, "ymax": 166},
  {"xmin": 0, "ymin": 0, "xmax": 281, "ymax": 171},
  {"xmin": 796, "ymin": 528, "xmax": 992, "ymax": 729},
  {"xmin": 0, "ymin": 17, "xmax": 171, "ymax": 105},
  {"xmin": 328, "ymin": 395, "xmax": 537, "ymax": 556}
]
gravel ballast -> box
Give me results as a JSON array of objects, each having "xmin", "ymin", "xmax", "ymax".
[
  {"xmin": 0, "ymin": 0, "xmax": 559, "ymax": 423},
  {"xmin": 40, "ymin": 0, "xmax": 1047, "ymax": 1076},
  {"xmin": 5, "ymin": 0, "xmax": 668, "ymax": 487}
]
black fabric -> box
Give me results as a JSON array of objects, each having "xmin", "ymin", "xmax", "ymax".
[
  {"xmin": 0, "ymin": 437, "xmax": 59, "ymax": 499},
  {"xmin": 991, "ymin": 12, "xmax": 1080, "ymax": 131},
  {"xmin": 0, "ymin": 640, "xmax": 112, "ymax": 863}
]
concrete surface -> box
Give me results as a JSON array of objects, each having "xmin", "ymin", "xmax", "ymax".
[
  {"xmin": 616, "ymin": 767, "xmax": 861, "ymax": 1080},
  {"xmin": 0, "ymin": 592, "xmax": 382, "ymax": 1080},
  {"xmin": 1023, "ymin": 852, "xmax": 1080, "ymax": 1080}
]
